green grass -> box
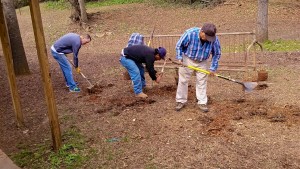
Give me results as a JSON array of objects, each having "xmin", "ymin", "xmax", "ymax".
[
  {"xmin": 11, "ymin": 126, "xmax": 96, "ymax": 169},
  {"xmin": 86, "ymin": 0, "xmax": 145, "ymax": 8},
  {"xmin": 220, "ymin": 39, "xmax": 300, "ymax": 53},
  {"xmin": 263, "ymin": 39, "xmax": 300, "ymax": 52},
  {"xmin": 44, "ymin": 0, "xmax": 145, "ymax": 9},
  {"xmin": 44, "ymin": 0, "xmax": 70, "ymax": 10},
  {"xmin": 43, "ymin": 0, "xmax": 220, "ymax": 11}
]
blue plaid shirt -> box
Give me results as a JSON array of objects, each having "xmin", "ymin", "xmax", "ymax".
[
  {"xmin": 175, "ymin": 27, "xmax": 221, "ymax": 71},
  {"xmin": 127, "ymin": 33, "xmax": 145, "ymax": 47}
]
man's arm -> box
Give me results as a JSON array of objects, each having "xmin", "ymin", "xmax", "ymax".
[
  {"xmin": 209, "ymin": 37, "xmax": 221, "ymax": 72},
  {"xmin": 175, "ymin": 32, "xmax": 189, "ymax": 61},
  {"xmin": 72, "ymin": 43, "xmax": 81, "ymax": 68},
  {"xmin": 145, "ymin": 57, "xmax": 157, "ymax": 81}
]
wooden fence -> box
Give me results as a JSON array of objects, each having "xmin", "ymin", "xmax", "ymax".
[{"xmin": 144, "ymin": 32, "xmax": 263, "ymax": 73}]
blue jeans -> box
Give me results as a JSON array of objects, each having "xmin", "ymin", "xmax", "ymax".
[
  {"xmin": 120, "ymin": 56, "xmax": 146, "ymax": 94},
  {"xmin": 51, "ymin": 49, "xmax": 77, "ymax": 90}
]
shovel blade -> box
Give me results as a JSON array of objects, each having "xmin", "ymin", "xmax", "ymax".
[
  {"xmin": 87, "ymin": 85, "xmax": 96, "ymax": 94},
  {"xmin": 243, "ymin": 82, "xmax": 258, "ymax": 92}
]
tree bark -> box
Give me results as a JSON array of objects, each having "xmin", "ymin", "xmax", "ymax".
[
  {"xmin": 2, "ymin": 0, "xmax": 30, "ymax": 75},
  {"xmin": 78, "ymin": 0, "xmax": 87, "ymax": 23},
  {"xmin": 257, "ymin": 0, "xmax": 268, "ymax": 42},
  {"xmin": 68, "ymin": 0, "xmax": 81, "ymax": 22}
]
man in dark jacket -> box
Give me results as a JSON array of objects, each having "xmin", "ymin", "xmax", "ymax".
[
  {"xmin": 51, "ymin": 33, "xmax": 91, "ymax": 92},
  {"xmin": 120, "ymin": 45, "xmax": 167, "ymax": 98}
]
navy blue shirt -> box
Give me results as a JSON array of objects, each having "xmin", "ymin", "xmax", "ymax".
[
  {"xmin": 123, "ymin": 45, "xmax": 157, "ymax": 80},
  {"xmin": 53, "ymin": 33, "xmax": 81, "ymax": 68}
]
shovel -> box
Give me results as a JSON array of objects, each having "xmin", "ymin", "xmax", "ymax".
[
  {"xmin": 187, "ymin": 65, "xmax": 258, "ymax": 92},
  {"xmin": 67, "ymin": 59, "xmax": 96, "ymax": 93},
  {"xmin": 170, "ymin": 59, "xmax": 257, "ymax": 92}
]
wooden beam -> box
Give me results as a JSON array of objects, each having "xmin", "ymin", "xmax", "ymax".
[
  {"xmin": 0, "ymin": 2, "xmax": 24, "ymax": 126},
  {"xmin": 28, "ymin": 0, "xmax": 62, "ymax": 151}
]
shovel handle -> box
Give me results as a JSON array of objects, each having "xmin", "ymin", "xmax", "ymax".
[
  {"xmin": 187, "ymin": 65, "xmax": 244, "ymax": 85},
  {"xmin": 147, "ymin": 25, "xmax": 156, "ymax": 46},
  {"xmin": 67, "ymin": 59, "xmax": 76, "ymax": 68},
  {"xmin": 160, "ymin": 57, "xmax": 168, "ymax": 73},
  {"xmin": 67, "ymin": 59, "xmax": 93, "ymax": 87},
  {"xmin": 79, "ymin": 72, "xmax": 86, "ymax": 78},
  {"xmin": 187, "ymin": 65, "xmax": 210, "ymax": 74},
  {"xmin": 170, "ymin": 60, "xmax": 210, "ymax": 74},
  {"xmin": 172, "ymin": 60, "xmax": 253, "ymax": 90},
  {"xmin": 215, "ymin": 74, "xmax": 243, "ymax": 85}
]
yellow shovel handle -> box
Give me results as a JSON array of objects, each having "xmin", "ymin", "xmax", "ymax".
[{"xmin": 187, "ymin": 65, "xmax": 211, "ymax": 74}]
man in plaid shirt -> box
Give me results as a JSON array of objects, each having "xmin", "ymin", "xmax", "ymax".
[
  {"xmin": 127, "ymin": 33, "xmax": 145, "ymax": 47},
  {"xmin": 175, "ymin": 23, "xmax": 221, "ymax": 112}
]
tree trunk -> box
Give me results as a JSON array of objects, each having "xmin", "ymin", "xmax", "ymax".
[
  {"xmin": 78, "ymin": 0, "xmax": 87, "ymax": 23},
  {"xmin": 2, "ymin": 0, "xmax": 30, "ymax": 75},
  {"xmin": 257, "ymin": 0, "xmax": 268, "ymax": 42},
  {"xmin": 68, "ymin": 0, "xmax": 81, "ymax": 22}
]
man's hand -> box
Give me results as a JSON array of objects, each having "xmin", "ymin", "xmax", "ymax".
[
  {"xmin": 155, "ymin": 72, "xmax": 162, "ymax": 83},
  {"xmin": 76, "ymin": 67, "xmax": 81, "ymax": 74},
  {"xmin": 209, "ymin": 70, "xmax": 216, "ymax": 77},
  {"xmin": 178, "ymin": 59, "xmax": 183, "ymax": 65}
]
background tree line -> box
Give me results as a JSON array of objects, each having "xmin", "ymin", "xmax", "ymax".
[
  {"xmin": 2, "ymin": 0, "xmax": 267, "ymax": 76},
  {"xmin": 13, "ymin": 0, "xmax": 225, "ymax": 8}
]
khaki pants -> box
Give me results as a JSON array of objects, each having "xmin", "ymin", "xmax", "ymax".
[{"xmin": 176, "ymin": 56, "xmax": 208, "ymax": 105}]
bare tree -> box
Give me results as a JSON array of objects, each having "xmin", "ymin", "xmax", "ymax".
[
  {"xmin": 68, "ymin": 0, "xmax": 80, "ymax": 22},
  {"xmin": 78, "ymin": 0, "xmax": 87, "ymax": 23},
  {"xmin": 257, "ymin": 0, "xmax": 268, "ymax": 42},
  {"xmin": 68, "ymin": 0, "xmax": 88, "ymax": 23},
  {"xmin": 2, "ymin": 0, "xmax": 30, "ymax": 75}
]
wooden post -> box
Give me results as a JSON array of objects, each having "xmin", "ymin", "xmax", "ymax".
[
  {"xmin": 28, "ymin": 0, "xmax": 62, "ymax": 151},
  {"xmin": 0, "ymin": 2, "xmax": 24, "ymax": 127}
]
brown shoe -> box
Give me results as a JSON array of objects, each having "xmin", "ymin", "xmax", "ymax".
[
  {"xmin": 136, "ymin": 92, "xmax": 148, "ymax": 98},
  {"xmin": 198, "ymin": 104, "xmax": 209, "ymax": 113},
  {"xmin": 175, "ymin": 102, "xmax": 185, "ymax": 111}
]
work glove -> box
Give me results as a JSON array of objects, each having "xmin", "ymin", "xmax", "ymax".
[{"xmin": 76, "ymin": 67, "xmax": 81, "ymax": 74}]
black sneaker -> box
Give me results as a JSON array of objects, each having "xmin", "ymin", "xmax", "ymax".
[
  {"xmin": 175, "ymin": 102, "xmax": 185, "ymax": 111},
  {"xmin": 198, "ymin": 104, "xmax": 209, "ymax": 113}
]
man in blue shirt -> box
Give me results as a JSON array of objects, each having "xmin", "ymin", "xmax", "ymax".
[
  {"xmin": 51, "ymin": 33, "xmax": 91, "ymax": 92},
  {"xmin": 175, "ymin": 23, "xmax": 221, "ymax": 112}
]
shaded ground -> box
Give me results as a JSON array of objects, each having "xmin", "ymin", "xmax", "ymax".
[{"xmin": 0, "ymin": 0, "xmax": 300, "ymax": 168}]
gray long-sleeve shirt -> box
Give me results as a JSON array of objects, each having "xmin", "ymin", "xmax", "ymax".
[{"xmin": 53, "ymin": 33, "xmax": 81, "ymax": 68}]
